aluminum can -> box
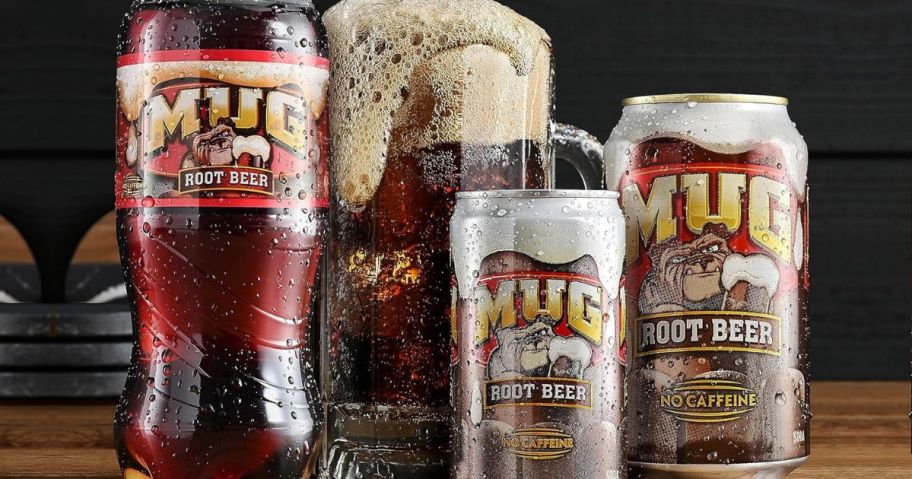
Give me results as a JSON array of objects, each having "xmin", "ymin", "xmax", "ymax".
[
  {"xmin": 605, "ymin": 94, "xmax": 810, "ymax": 478},
  {"xmin": 450, "ymin": 190, "xmax": 626, "ymax": 479}
]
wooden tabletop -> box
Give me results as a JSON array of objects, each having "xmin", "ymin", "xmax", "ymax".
[{"xmin": 0, "ymin": 381, "xmax": 909, "ymax": 478}]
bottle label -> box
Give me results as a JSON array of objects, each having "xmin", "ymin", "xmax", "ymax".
[{"xmin": 115, "ymin": 49, "xmax": 330, "ymax": 209}]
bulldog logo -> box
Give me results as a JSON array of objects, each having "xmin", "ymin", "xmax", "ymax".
[
  {"xmin": 487, "ymin": 312, "xmax": 593, "ymax": 381},
  {"xmin": 180, "ymin": 119, "xmax": 273, "ymax": 170},
  {"xmin": 639, "ymin": 223, "xmax": 780, "ymax": 315},
  {"xmin": 182, "ymin": 121, "xmax": 237, "ymax": 168}
]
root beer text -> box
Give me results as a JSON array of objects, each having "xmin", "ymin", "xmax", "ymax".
[{"xmin": 636, "ymin": 313, "xmax": 781, "ymax": 356}]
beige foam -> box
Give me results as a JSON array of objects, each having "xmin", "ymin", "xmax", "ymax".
[
  {"xmin": 325, "ymin": 0, "xmax": 551, "ymax": 206},
  {"xmin": 390, "ymin": 44, "xmax": 550, "ymax": 152},
  {"xmin": 116, "ymin": 61, "xmax": 329, "ymax": 122}
]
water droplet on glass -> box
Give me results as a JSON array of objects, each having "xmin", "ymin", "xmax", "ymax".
[{"xmin": 775, "ymin": 392, "xmax": 787, "ymax": 405}]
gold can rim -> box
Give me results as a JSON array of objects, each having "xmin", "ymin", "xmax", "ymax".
[{"xmin": 622, "ymin": 93, "xmax": 789, "ymax": 106}]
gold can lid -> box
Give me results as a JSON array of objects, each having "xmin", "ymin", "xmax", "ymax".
[{"xmin": 622, "ymin": 93, "xmax": 789, "ymax": 106}]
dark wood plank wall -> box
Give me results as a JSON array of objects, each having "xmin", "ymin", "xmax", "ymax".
[{"xmin": 1, "ymin": 0, "xmax": 908, "ymax": 379}]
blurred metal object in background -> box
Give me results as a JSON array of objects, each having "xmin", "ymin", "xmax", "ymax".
[{"xmin": 0, "ymin": 211, "xmax": 131, "ymax": 398}]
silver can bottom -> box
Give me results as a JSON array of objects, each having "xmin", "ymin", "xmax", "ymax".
[{"xmin": 629, "ymin": 457, "xmax": 808, "ymax": 479}]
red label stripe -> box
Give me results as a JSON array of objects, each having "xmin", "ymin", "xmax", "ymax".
[
  {"xmin": 117, "ymin": 49, "xmax": 330, "ymax": 69},
  {"xmin": 116, "ymin": 198, "xmax": 330, "ymax": 210}
]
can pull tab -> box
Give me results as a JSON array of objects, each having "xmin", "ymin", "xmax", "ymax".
[{"xmin": 552, "ymin": 123, "xmax": 604, "ymax": 190}]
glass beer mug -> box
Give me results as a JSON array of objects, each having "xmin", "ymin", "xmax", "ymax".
[{"xmin": 321, "ymin": 1, "xmax": 603, "ymax": 477}]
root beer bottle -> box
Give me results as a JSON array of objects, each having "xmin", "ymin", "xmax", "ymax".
[{"xmin": 113, "ymin": 1, "xmax": 329, "ymax": 478}]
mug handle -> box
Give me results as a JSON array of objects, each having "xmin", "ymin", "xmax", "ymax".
[{"xmin": 552, "ymin": 123, "xmax": 604, "ymax": 190}]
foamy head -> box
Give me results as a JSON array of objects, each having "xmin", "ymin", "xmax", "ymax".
[{"xmin": 325, "ymin": 0, "xmax": 551, "ymax": 206}]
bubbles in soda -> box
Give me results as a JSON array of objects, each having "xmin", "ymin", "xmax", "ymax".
[{"xmin": 115, "ymin": 208, "xmax": 325, "ymax": 479}]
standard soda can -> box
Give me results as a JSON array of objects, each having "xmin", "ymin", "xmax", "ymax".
[
  {"xmin": 605, "ymin": 94, "xmax": 810, "ymax": 478},
  {"xmin": 450, "ymin": 190, "xmax": 626, "ymax": 479}
]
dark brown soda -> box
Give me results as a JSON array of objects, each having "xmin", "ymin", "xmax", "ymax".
[
  {"xmin": 323, "ymin": 140, "xmax": 547, "ymax": 475},
  {"xmin": 327, "ymin": 140, "xmax": 546, "ymax": 405},
  {"xmin": 114, "ymin": 2, "xmax": 327, "ymax": 478}
]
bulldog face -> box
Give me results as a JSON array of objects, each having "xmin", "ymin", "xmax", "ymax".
[
  {"xmin": 514, "ymin": 322, "xmax": 553, "ymax": 373},
  {"xmin": 491, "ymin": 321, "xmax": 555, "ymax": 378},
  {"xmin": 192, "ymin": 124, "xmax": 236, "ymax": 166},
  {"xmin": 648, "ymin": 224, "xmax": 732, "ymax": 304}
]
